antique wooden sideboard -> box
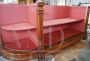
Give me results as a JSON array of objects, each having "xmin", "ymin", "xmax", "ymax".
[{"xmin": 0, "ymin": 2, "xmax": 89, "ymax": 61}]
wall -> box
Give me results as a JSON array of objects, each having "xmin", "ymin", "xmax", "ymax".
[
  {"xmin": 4, "ymin": 0, "xmax": 17, "ymax": 4},
  {"xmin": 66, "ymin": 0, "xmax": 90, "ymax": 6},
  {"xmin": 0, "ymin": 0, "xmax": 18, "ymax": 4},
  {"xmin": 44, "ymin": 0, "xmax": 65, "ymax": 5}
]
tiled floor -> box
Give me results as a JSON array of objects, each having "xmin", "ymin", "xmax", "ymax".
[
  {"xmin": 54, "ymin": 40, "xmax": 87, "ymax": 61},
  {"xmin": 0, "ymin": 56, "xmax": 11, "ymax": 61},
  {"xmin": 0, "ymin": 41, "xmax": 86, "ymax": 61}
]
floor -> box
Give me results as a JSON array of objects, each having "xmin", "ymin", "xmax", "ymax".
[
  {"xmin": 54, "ymin": 40, "xmax": 87, "ymax": 61},
  {"xmin": 0, "ymin": 40, "xmax": 87, "ymax": 61}
]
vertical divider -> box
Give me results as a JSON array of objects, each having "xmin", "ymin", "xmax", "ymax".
[
  {"xmin": 37, "ymin": 2, "xmax": 44, "ymax": 48},
  {"xmin": 37, "ymin": 2, "xmax": 45, "ymax": 60},
  {"xmin": 85, "ymin": 7, "xmax": 89, "ymax": 32}
]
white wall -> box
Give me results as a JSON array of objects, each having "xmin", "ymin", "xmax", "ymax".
[
  {"xmin": 49, "ymin": 0, "xmax": 57, "ymax": 5},
  {"xmin": 66, "ymin": 0, "xmax": 90, "ymax": 6},
  {"xmin": 4, "ymin": 0, "xmax": 17, "ymax": 4},
  {"xmin": 57, "ymin": 0, "xmax": 65, "ymax": 5},
  {"xmin": 44, "ymin": 0, "xmax": 65, "ymax": 5}
]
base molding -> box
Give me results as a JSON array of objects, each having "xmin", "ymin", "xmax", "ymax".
[
  {"xmin": 0, "ymin": 33, "xmax": 85, "ymax": 61},
  {"xmin": 0, "ymin": 48, "xmax": 30, "ymax": 61}
]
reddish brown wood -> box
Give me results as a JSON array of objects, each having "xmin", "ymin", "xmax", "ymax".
[
  {"xmin": 84, "ymin": 7, "xmax": 89, "ymax": 31},
  {"xmin": 0, "ymin": 48, "xmax": 30, "ymax": 61},
  {"xmin": 37, "ymin": 2, "xmax": 44, "ymax": 46},
  {"xmin": 13, "ymin": 60, "xmax": 28, "ymax": 61},
  {"xmin": 37, "ymin": 2, "xmax": 46, "ymax": 60}
]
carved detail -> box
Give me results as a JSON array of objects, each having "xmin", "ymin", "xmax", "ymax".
[{"xmin": 37, "ymin": 2, "xmax": 44, "ymax": 46}]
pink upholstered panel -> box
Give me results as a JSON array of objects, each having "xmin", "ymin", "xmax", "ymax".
[
  {"xmin": 43, "ymin": 5, "xmax": 55, "ymax": 20},
  {"xmin": 0, "ymin": 4, "xmax": 38, "ymax": 50},
  {"xmin": 1, "ymin": 29, "xmax": 37, "ymax": 50},
  {"xmin": 0, "ymin": 4, "xmax": 27, "ymax": 26},
  {"xmin": 69, "ymin": 21, "xmax": 84, "ymax": 32},
  {"xmin": 27, "ymin": 5, "xmax": 37, "ymax": 26},
  {"xmin": 27, "ymin": 5, "xmax": 55, "ymax": 26},
  {"xmin": 70, "ymin": 6, "xmax": 88, "ymax": 19},
  {"xmin": 43, "ymin": 6, "xmax": 70, "ymax": 20},
  {"xmin": 1, "ymin": 30, "xmax": 29, "ymax": 42},
  {"xmin": 54, "ymin": 6, "xmax": 70, "ymax": 19},
  {"xmin": 44, "ymin": 28, "xmax": 81, "ymax": 46},
  {"xmin": 70, "ymin": 6, "xmax": 88, "ymax": 32},
  {"xmin": 0, "ymin": 4, "xmax": 88, "ymax": 50},
  {"xmin": 27, "ymin": 5, "xmax": 56, "ymax": 26}
]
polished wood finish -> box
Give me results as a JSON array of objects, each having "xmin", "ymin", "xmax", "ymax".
[
  {"xmin": 0, "ymin": 48, "xmax": 40, "ymax": 61},
  {"xmin": 37, "ymin": 2, "xmax": 44, "ymax": 47},
  {"xmin": 18, "ymin": 0, "xmax": 33, "ymax": 4},
  {"xmin": 84, "ymin": 7, "xmax": 89, "ymax": 31},
  {"xmin": 37, "ymin": 2, "xmax": 46, "ymax": 60},
  {"xmin": 18, "ymin": 0, "xmax": 27, "ymax": 4},
  {"xmin": 0, "ymin": 48, "xmax": 30, "ymax": 61}
]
